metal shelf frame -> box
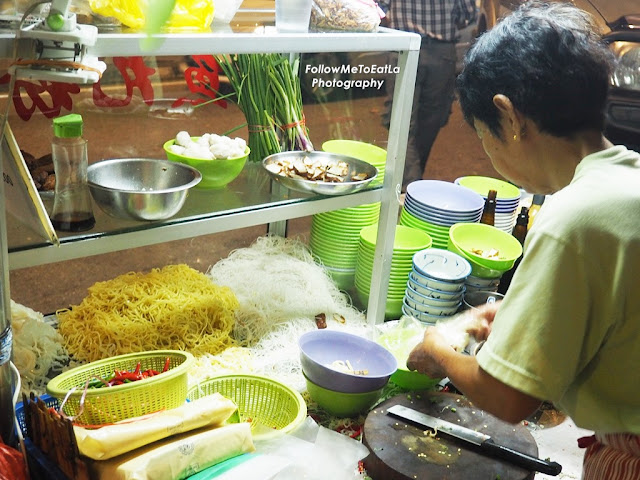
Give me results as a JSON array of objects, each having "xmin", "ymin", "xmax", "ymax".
[{"xmin": 0, "ymin": 24, "xmax": 420, "ymax": 442}]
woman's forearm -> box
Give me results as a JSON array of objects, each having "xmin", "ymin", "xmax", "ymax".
[{"xmin": 433, "ymin": 345, "xmax": 542, "ymax": 423}]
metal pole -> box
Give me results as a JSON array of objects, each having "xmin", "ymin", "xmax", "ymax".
[{"xmin": 0, "ymin": 150, "xmax": 16, "ymax": 445}]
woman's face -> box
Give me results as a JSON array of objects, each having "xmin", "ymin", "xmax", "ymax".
[{"xmin": 473, "ymin": 118, "xmax": 538, "ymax": 193}]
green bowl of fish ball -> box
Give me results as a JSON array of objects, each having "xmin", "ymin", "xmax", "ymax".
[
  {"xmin": 376, "ymin": 325, "xmax": 442, "ymax": 391},
  {"xmin": 163, "ymin": 133, "xmax": 249, "ymax": 189}
]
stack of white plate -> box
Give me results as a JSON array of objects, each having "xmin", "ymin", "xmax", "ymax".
[
  {"xmin": 309, "ymin": 203, "xmax": 380, "ymax": 291},
  {"xmin": 404, "ymin": 248, "xmax": 471, "ymax": 325},
  {"xmin": 355, "ymin": 224, "xmax": 432, "ymax": 320},
  {"xmin": 399, "ymin": 180, "xmax": 485, "ymax": 249},
  {"xmin": 454, "ymin": 176, "xmax": 522, "ymax": 234}
]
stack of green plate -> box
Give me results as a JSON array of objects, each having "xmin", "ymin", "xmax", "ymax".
[
  {"xmin": 355, "ymin": 224, "xmax": 432, "ymax": 319},
  {"xmin": 309, "ymin": 203, "xmax": 381, "ymax": 290},
  {"xmin": 322, "ymin": 139, "xmax": 386, "ymax": 187}
]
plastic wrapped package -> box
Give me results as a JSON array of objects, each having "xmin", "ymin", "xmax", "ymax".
[
  {"xmin": 75, "ymin": 394, "xmax": 238, "ymax": 460},
  {"xmin": 89, "ymin": 422, "xmax": 255, "ymax": 480},
  {"xmin": 310, "ymin": 0, "xmax": 383, "ymax": 32}
]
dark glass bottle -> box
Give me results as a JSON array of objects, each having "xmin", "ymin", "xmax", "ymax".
[
  {"xmin": 498, "ymin": 206, "xmax": 529, "ymax": 294},
  {"xmin": 480, "ymin": 189, "xmax": 497, "ymax": 226}
]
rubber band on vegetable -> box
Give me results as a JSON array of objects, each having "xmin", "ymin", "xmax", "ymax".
[
  {"xmin": 248, "ymin": 124, "xmax": 274, "ymax": 133},
  {"xmin": 279, "ymin": 115, "xmax": 307, "ymax": 131}
]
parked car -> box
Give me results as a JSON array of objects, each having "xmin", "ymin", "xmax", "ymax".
[{"xmin": 476, "ymin": 0, "xmax": 640, "ymax": 151}]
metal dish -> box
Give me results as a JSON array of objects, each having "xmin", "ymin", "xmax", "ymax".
[
  {"xmin": 87, "ymin": 158, "xmax": 201, "ymax": 221},
  {"xmin": 262, "ymin": 151, "xmax": 378, "ymax": 196}
]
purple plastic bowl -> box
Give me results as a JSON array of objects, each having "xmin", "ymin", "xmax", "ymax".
[
  {"xmin": 406, "ymin": 180, "xmax": 485, "ymax": 214},
  {"xmin": 299, "ymin": 329, "xmax": 397, "ymax": 394}
]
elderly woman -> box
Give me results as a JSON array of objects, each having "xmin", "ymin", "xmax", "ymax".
[{"xmin": 406, "ymin": 2, "xmax": 640, "ymax": 478}]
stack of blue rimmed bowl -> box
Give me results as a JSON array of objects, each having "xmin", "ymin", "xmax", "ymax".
[
  {"xmin": 454, "ymin": 176, "xmax": 522, "ymax": 234},
  {"xmin": 404, "ymin": 248, "xmax": 471, "ymax": 325},
  {"xmin": 355, "ymin": 224, "xmax": 432, "ymax": 320},
  {"xmin": 399, "ymin": 180, "xmax": 485, "ymax": 249},
  {"xmin": 309, "ymin": 203, "xmax": 380, "ymax": 290}
]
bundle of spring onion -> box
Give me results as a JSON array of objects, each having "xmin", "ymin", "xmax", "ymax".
[{"xmin": 216, "ymin": 53, "xmax": 313, "ymax": 162}]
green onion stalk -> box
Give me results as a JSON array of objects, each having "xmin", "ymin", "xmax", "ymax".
[{"xmin": 216, "ymin": 53, "xmax": 313, "ymax": 162}]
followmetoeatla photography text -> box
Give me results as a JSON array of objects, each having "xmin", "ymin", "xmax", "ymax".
[{"xmin": 305, "ymin": 63, "xmax": 400, "ymax": 91}]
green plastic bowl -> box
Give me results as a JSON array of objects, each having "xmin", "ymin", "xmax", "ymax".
[
  {"xmin": 447, "ymin": 240, "xmax": 505, "ymax": 279},
  {"xmin": 303, "ymin": 372, "xmax": 382, "ymax": 417},
  {"xmin": 456, "ymin": 176, "xmax": 521, "ymax": 200},
  {"xmin": 163, "ymin": 137, "xmax": 249, "ymax": 189},
  {"xmin": 448, "ymin": 223, "xmax": 523, "ymax": 271},
  {"xmin": 376, "ymin": 328, "xmax": 441, "ymax": 391},
  {"xmin": 321, "ymin": 140, "xmax": 387, "ymax": 186},
  {"xmin": 389, "ymin": 369, "xmax": 441, "ymax": 391}
]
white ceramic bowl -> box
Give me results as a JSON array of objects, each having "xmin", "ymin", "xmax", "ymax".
[
  {"xmin": 405, "ymin": 295, "xmax": 461, "ymax": 316},
  {"xmin": 410, "ymin": 268, "xmax": 465, "ymax": 293},
  {"xmin": 465, "ymin": 275, "xmax": 501, "ymax": 288},
  {"xmin": 405, "ymin": 283, "xmax": 462, "ymax": 308},
  {"xmin": 402, "ymin": 300, "xmax": 452, "ymax": 324},
  {"xmin": 412, "ymin": 248, "xmax": 472, "ymax": 282},
  {"xmin": 408, "ymin": 276, "xmax": 465, "ymax": 300}
]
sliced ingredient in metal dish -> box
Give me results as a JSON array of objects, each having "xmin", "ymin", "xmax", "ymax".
[{"xmin": 265, "ymin": 155, "xmax": 370, "ymax": 182}]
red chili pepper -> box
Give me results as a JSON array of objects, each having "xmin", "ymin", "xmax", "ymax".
[
  {"xmin": 134, "ymin": 362, "xmax": 141, "ymax": 375},
  {"xmin": 112, "ymin": 372, "xmax": 143, "ymax": 383},
  {"xmin": 162, "ymin": 357, "xmax": 171, "ymax": 373}
]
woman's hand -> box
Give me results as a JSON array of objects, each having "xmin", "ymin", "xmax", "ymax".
[
  {"xmin": 406, "ymin": 327, "xmax": 453, "ymax": 379},
  {"xmin": 406, "ymin": 301, "xmax": 502, "ymax": 378},
  {"xmin": 466, "ymin": 300, "xmax": 501, "ymax": 341}
]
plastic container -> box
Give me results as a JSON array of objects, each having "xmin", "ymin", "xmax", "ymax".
[
  {"xmin": 50, "ymin": 113, "xmax": 95, "ymax": 232},
  {"xmin": 187, "ymin": 374, "xmax": 307, "ymax": 441},
  {"xmin": 46, "ymin": 350, "xmax": 194, "ymax": 425}
]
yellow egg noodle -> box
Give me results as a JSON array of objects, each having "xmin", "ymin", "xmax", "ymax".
[{"xmin": 57, "ymin": 264, "xmax": 239, "ymax": 363}]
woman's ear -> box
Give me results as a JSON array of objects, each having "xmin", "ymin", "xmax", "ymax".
[{"xmin": 493, "ymin": 94, "xmax": 525, "ymax": 141}]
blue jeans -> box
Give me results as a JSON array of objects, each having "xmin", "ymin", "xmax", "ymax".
[{"xmin": 382, "ymin": 39, "xmax": 457, "ymax": 191}]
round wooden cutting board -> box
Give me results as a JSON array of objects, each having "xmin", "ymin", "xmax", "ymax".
[{"xmin": 363, "ymin": 392, "xmax": 539, "ymax": 480}]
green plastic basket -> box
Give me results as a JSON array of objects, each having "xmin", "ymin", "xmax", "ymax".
[
  {"xmin": 46, "ymin": 350, "xmax": 194, "ymax": 426},
  {"xmin": 187, "ymin": 374, "xmax": 307, "ymax": 441}
]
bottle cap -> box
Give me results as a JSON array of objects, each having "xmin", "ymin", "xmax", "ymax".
[
  {"xmin": 532, "ymin": 194, "xmax": 546, "ymax": 205},
  {"xmin": 53, "ymin": 114, "xmax": 83, "ymax": 138}
]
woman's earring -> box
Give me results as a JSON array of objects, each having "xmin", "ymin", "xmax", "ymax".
[{"xmin": 513, "ymin": 134, "xmax": 517, "ymax": 141}]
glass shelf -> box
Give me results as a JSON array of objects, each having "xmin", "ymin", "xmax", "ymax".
[{"xmin": 7, "ymin": 162, "xmax": 384, "ymax": 268}]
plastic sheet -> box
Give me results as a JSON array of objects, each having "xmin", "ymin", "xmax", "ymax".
[
  {"xmin": 88, "ymin": 0, "xmax": 214, "ymax": 30},
  {"xmin": 310, "ymin": 0, "xmax": 383, "ymax": 32},
  {"xmin": 197, "ymin": 417, "xmax": 370, "ymax": 480}
]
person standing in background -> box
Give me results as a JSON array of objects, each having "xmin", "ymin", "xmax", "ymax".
[{"xmin": 380, "ymin": 0, "xmax": 477, "ymax": 192}]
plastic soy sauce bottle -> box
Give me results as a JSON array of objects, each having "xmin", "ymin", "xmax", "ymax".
[
  {"xmin": 480, "ymin": 189, "xmax": 497, "ymax": 226},
  {"xmin": 50, "ymin": 114, "xmax": 95, "ymax": 232},
  {"xmin": 527, "ymin": 194, "xmax": 545, "ymax": 230}
]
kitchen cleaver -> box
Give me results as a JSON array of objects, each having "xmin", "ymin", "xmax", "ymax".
[{"xmin": 387, "ymin": 404, "xmax": 562, "ymax": 476}]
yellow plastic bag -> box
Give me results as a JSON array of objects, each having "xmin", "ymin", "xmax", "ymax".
[{"xmin": 89, "ymin": 0, "xmax": 215, "ymax": 30}]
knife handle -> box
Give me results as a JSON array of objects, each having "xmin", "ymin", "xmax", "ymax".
[{"xmin": 480, "ymin": 439, "xmax": 562, "ymax": 476}]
